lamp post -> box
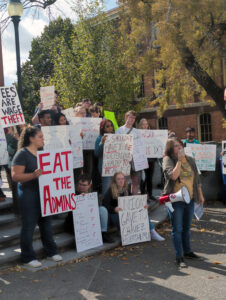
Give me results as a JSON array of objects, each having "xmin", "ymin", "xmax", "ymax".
[{"xmin": 7, "ymin": 0, "xmax": 23, "ymax": 105}]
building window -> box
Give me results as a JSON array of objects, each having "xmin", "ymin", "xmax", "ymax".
[
  {"xmin": 158, "ymin": 117, "xmax": 168, "ymax": 129},
  {"xmin": 200, "ymin": 113, "xmax": 212, "ymax": 142}
]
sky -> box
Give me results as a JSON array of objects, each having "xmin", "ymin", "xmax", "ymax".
[{"xmin": 1, "ymin": 0, "xmax": 118, "ymax": 86}]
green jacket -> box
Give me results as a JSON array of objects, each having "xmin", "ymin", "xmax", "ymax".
[{"xmin": 162, "ymin": 155, "xmax": 201, "ymax": 203}]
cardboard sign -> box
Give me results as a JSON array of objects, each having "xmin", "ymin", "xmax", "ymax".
[
  {"xmin": 62, "ymin": 107, "xmax": 75, "ymax": 119},
  {"xmin": 185, "ymin": 144, "xmax": 216, "ymax": 171},
  {"xmin": 40, "ymin": 86, "xmax": 55, "ymax": 109},
  {"xmin": 138, "ymin": 130, "xmax": 168, "ymax": 158},
  {"xmin": 118, "ymin": 195, "xmax": 151, "ymax": 246},
  {"xmin": 73, "ymin": 192, "xmax": 103, "ymax": 252},
  {"xmin": 104, "ymin": 111, "xmax": 119, "ymax": 130},
  {"xmin": 0, "ymin": 125, "xmax": 8, "ymax": 165},
  {"xmin": 0, "ymin": 86, "xmax": 25, "ymax": 128},
  {"xmin": 222, "ymin": 141, "xmax": 226, "ymax": 174},
  {"xmin": 38, "ymin": 149, "xmax": 76, "ymax": 217},
  {"xmin": 102, "ymin": 134, "xmax": 133, "ymax": 177},
  {"xmin": 133, "ymin": 134, "xmax": 148, "ymax": 171},
  {"xmin": 42, "ymin": 125, "xmax": 83, "ymax": 169},
  {"xmin": 70, "ymin": 117, "xmax": 102, "ymax": 150}
]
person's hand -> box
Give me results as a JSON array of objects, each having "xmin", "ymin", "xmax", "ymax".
[
  {"xmin": 51, "ymin": 105, "xmax": 58, "ymax": 113},
  {"xmin": 178, "ymin": 148, "xmax": 185, "ymax": 161},
  {"xmin": 33, "ymin": 169, "xmax": 42, "ymax": 178},
  {"xmin": 102, "ymin": 135, "xmax": 107, "ymax": 144},
  {"xmin": 80, "ymin": 132, "xmax": 84, "ymax": 139},
  {"xmin": 115, "ymin": 206, "xmax": 122, "ymax": 213},
  {"xmin": 81, "ymin": 193, "xmax": 85, "ymax": 196},
  {"xmin": 13, "ymin": 132, "xmax": 19, "ymax": 140},
  {"xmin": 144, "ymin": 205, "xmax": 148, "ymax": 209},
  {"xmin": 200, "ymin": 195, "xmax": 205, "ymax": 205}
]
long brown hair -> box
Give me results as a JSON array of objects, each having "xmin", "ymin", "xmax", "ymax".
[
  {"xmin": 110, "ymin": 172, "xmax": 129, "ymax": 199},
  {"xmin": 164, "ymin": 137, "xmax": 184, "ymax": 158}
]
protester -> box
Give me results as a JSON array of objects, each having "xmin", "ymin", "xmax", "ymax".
[
  {"xmin": 82, "ymin": 98, "xmax": 92, "ymax": 117},
  {"xmin": 162, "ymin": 137, "xmax": 205, "ymax": 268},
  {"xmin": 11, "ymin": 126, "xmax": 62, "ymax": 267},
  {"xmin": 138, "ymin": 118, "xmax": 157, "ymax": 202},
  {"xmin": 103, "ymin": 172, "xmax": 165, "ymax": 241},
  {"xmin": 116, "ymin": 111, "xmax": 140, "ymax": 195},
  {"xmin": 32, "ymin": 91, "xmax": 61, "ymax": 125},
  {"xmin": 220, "ymin": 151, "xmax": 226, "ymax": 205},
  {"xmin": 64, "ymin": 174, "xmax": 114, "ymax": 243},
  {"xmin": 184, "ymin": 127, "xmax": 200, "ymax": 144},
  {"xmin": 90, "ymin": 104, "xmax": 101, "ymax": 118},
  {"xmin": 37, "ymin": 110, "xmax": 52, "ymax": 127},
  {"xmin": 95, "ymin": 119, "xmax": 115, "ymax": 197},
  {"xmin": 54, "ymin": 113, "xmax": 69, "ymax": 125},
  {"xmin": 74, "ymin": 106, "xmax": 86, "ymax": 118}
]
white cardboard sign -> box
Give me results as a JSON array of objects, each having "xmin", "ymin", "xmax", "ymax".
[
  {"xmin": 0, "ymin": 86, "xmax": 25, "ymax": 128},
  {"xmin": 40, "ymin": 86, "xmax": 55, "ymax": 109},
  {"xmin": 118, "ymin": 195, "xmax": 151, "ymax": 246},
  {"xmin": 62, "ymin": 107, "xmax": 75, "ymax": 119},
  {"xmin": 70, "ymin": 117, "xmax": 102, "ymax": 150},
  {"xmin": 222, "ymin": 141, "xmax": 226, "ymax": 174},
  {"xmin": 0, "ymin": 125, "xmax": 8, "ymax": 165},
  {"xmin": 133, "ymin": 134, "xmax": 148, "ymax": 171},
  {"xmin": 73, "ymin": 192, "xmax": 103, "ymax": 252},
  {"xmin": 38, "ymin": 149, "xmax": 76, "ymax": 217},
  {"xmin": 102, "ymin": 134, "xmax": 133, "ymax": 177},
  {"xmin": 138, "ymin": 130, "xmax": 168, "ymax": 158}
]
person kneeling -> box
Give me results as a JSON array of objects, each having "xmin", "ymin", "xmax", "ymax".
[{"xmin": 64, "ymin": 174, "xmax": 114, "ymax": 243}]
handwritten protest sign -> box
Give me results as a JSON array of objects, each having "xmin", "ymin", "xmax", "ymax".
[
  {"xmin": 40, "ymin": 86, "xmax": 55, "ymax": 109},
  {"xmin": 118, "ymin": 195, "xmax": 151, "ymax": 246},
  {"xmin": 0, "ymin": 86, "xmax": 25, "ymax": 128},
  {"xmin": 73, "ymin": 192, "xmax": 103, "ymax": 252},
  {"xmin": 185, "ymin": 144, "xmax": 216, "ymax": 171},
  {"xmin": 62, "ymin": 107, "xmax": 75, "ymax": 119},
  {"xmin": 138, "ymin": 130, "xmax": 168, "ymax": 158},
  {"xmin": 102, "ymin": 134, "xmax": 133, "ymax": 177},
  {"xmin": 70, "ymin": 117, "xmax": 102, "ymax": 150},
  {"xmin": 38, "ymin": 149, "xmax": 76, "ymax": 217},
  {"xmin": 222, "ymin": 141, "xmax": 226, "ymax": 174},
  {"xmin": 0, "ymin": 125, "xmax": 8, "ymax": 165},
  {"xmin": 133, "ymin": 134, "xmax": 148, "ymax": 171},
  {"xmin": 104, "ymin": 111, "xmax": 118, "ymax": 131},
  {"xmin": 42, "ymin": 125, "xmax": 83, "ymax": 169}
]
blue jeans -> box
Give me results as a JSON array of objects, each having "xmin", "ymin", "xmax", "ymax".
[
  {"xmin": 99, "ymin": 206, "xmax": 108, "ymax": 232},
  {"xmin": 17, "ymin": 185, "xmax": 57, "ymax": 263},
  {"xmin": 168, "ymin": 200, "xmax": 194, "ymax": 258},
  {"xmin": 101, "ymin": 176, "xmax": 112, "ymax": 198}
]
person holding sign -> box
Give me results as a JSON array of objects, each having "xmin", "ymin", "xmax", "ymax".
[
  {"xmin": 184, "ymin": 127, "xmax": 200, "ymax": 145},
  {"xmin": 37, "ymin": 110, "xmax": 52, "ymax": 128},
  {"xmin": 95, "ymin": 119, "xmax": 115, "ymax": 197},
  {"xmin": 103, "ymin": 172, "xmax": 164, "ymax": 241},
  {"xmin": 54, "ymin": 113, "xmax": 69, "ymax": 126},
  {"xmin": 11, "ymin": 126, "xmax": 62, "ymax": 268},
  {"xmin": 162, "ymin": 137, "xmax": 205, "ymax": 268}
]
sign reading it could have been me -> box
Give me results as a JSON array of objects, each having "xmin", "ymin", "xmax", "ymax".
[
  {"xmin": 102, "ymin": 134, "xmax": 133, "ymax": 177},
  {"xmin": 118, "ymin": 195, "xmax": 150, "ymax": 246}
]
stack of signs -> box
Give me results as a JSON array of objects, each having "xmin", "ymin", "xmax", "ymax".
[
  {"xmin": 222, "ymin": 141, "xmax": 226, "ymax": 174},
  {"xmin": 138, "ymin": 130, "xmax": 168, "ymax": 158},
  {"xmin": 102, "ymin": 134, "xmax": 133, "ymax": 177},
  {"xmin": 185, "ymin": 144, "xmax": 216, "ymax": 171},
  {"xmin": 40, "ymin": 86, "xmax": 55, "ymax": 109},
  {"xmin": 70, "ymin": 117, "xmax": 102, "ymax": 150},
  {"xmin": 37, "ymin": 149, "xmax": 76, "ymax": 217},
  {"xmin": 0, "ymin": 124, "xmax": 8, "ymax": 165},
  {"xmin": 0, "ymin": 86, "xmax": 25, "ymax": 128},
  {"xmin": 118, "ymin": 195, "xmax": 150, "ymax": 246},
  {"xmin": 42, "ymin": 125, "xmax": 83, "ymax": 169},
  {"xmin": 73, "ymin": 192, "xmax": 103, "ymax": 252}
]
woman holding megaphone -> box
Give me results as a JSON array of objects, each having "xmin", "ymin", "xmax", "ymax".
[{"xmin": 162, "ymin": 137, "xmax": 205, "ymax": 268}]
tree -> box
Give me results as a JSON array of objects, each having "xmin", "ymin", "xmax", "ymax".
[
  {"xmin": 119, "ymin": 0, "xmax": 226, "ymax": 118},
  {"xmin": 47, "ymin": 1, "xmax": 146, "ymax": 123}
]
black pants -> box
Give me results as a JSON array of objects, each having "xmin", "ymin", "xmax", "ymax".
[{"xmin": 140, "ymin": 159, "xmax": 155, "ymax": 197}]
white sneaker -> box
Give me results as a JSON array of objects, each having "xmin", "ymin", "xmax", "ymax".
[
  {"xmin": 25, "ymin": 260, "xmax": 42, "ymax": 268},
  {"xmin": 48, "ymin": 254, "xmax": 63, "ymax": 262},
  {"xmin": 151, "ymin": 229, "xmax": 165, "ymax": 241}
]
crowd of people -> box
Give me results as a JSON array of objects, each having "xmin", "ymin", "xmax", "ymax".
[{"xmin": 0, "ymin": 95, "xmax": 224, "ymax": 269}]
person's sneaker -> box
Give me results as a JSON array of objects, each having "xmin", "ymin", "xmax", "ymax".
[
  {"xmin": 25, "ymin": 260, "xmax": 42, "ymax": 268},
  {"xmin": 184, "ymin": 252, "xmax": 201, "ymax": 259},
  {"xmin": 176, "ymin": 258, "xmax": 187, "ymax": 268},
  {"xmin": 102, "ymin": 232, "xmax": 114, "ymax": 243},
  {"xmin": 149, "ymin": 195, "xmax": 158, "ymax": 202},
  {"xmin": 48, "ymin": 254, "xmax": 63, "ymax": 262},
  {"xmin": 151, "ymin": 229, "xmax": 165, "ymax": 241}
]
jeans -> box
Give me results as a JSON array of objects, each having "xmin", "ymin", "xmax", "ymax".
[
  {"xmin": 168, "ymin": 200, "xmax": 194, "ymax": 258},
  {"xmin": 101, "ymin": 176, "xmax": 112, "ymax": 198},
  {"xmin": 99, "ymin": 206, "xmax": 108, "ymax": 232},
  {"xmin": 17, "ymin": 185, "xmax": 57, "ymax": 263},
  {"xmin": 149, "ymin": 219, "xmax": 155, "ymax": 230},
  {"xmin": 110, "ymin": 213, "xmax": 120, "ymax": 229}
]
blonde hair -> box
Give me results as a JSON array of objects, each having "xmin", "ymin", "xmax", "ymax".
[
  {"xmin": 110, "ymin": 172, "xmax": 129, "ymax": 199},
  {"xmin": 138, "ymin": 118, "xmax": 149, "ymax": 129}
]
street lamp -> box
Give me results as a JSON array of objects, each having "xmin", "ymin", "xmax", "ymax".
[{"xmin": 7, "ymin": 0, "xmax": 23, "ymax": 105}]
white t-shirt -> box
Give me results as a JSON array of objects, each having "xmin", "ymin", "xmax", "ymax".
[{"xmin": 116, "ymin": 125, "xmax": 139, "ymax": 139}]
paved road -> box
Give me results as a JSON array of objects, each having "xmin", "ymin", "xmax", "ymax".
[{"xmin": 0, "ymin": 202, "xmax": 225, "ymax": 300}]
